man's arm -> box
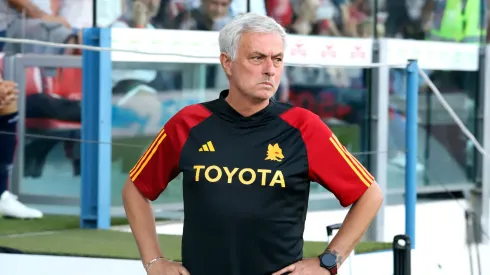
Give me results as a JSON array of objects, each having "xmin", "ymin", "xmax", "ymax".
[
  {"xmin": 122, "ymin": 104, "xmax": 211, "ymax": 267},
  {"xmin": 122, "ymin": 178, "xmax": 163, "ymax": 263},
  {"xmin": 306, "ymin": 118, "xmax": 383, "ymax": 265},
  {"xmin": 122, "ymin": 125, "xmax": 178, "ymax": 264},
  {"xmin": 325, "ymin": 182, "xmax": 383, "ymax": 265},
  {"xmin": 281, "ymin": 108, "xmax": 384, "ymax": 266},
  {"xmin": 7, "ymin": 0, "xmax": 48, "ymax": 18}
]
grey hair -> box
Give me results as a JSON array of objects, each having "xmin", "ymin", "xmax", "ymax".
[{"xmin": 218, "ymin": 13, "xmax": 287, "ymax": 61}]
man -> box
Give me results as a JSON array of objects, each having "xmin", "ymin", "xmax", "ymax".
[
  {"xmin": 122, "ymin": 13, "xmax": 383, "ymax": 275},
  {"xmin": 0, "ymin": 78, "xmax": 43, "ymax": 219}
]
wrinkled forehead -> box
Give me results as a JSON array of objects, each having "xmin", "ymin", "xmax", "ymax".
[{"xmin": 237, "ymin": 32, "xmax": 285, "ymax": 57}]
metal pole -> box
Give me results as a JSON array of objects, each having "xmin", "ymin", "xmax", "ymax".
[
  {"xmin": 365, "ymin": 39, "xmax": 388, "ymax": 242},
  {"xmin": 92, "ymin": 0, "xmax": 97, "ymax": 27},
  {"xmin": 373, "ymin": 0, "xmax": 378, "ymax": 39},
  {"xmin": 478, "ymin": 45, "xmax": 490, "ymax": 245},
  {"xmin": 423, "ymin": 76, "xmax": 431, "ymax": 186},
  {"xmin": 80, "ymin": 28, "xmax": 112, "ymax": 229},
  {"xmin": 393, "ymin": 235, "xmax": 411, "ymax": 275},
  {"xmin": 405, "ymin": 60, "xmax": 419, "ymax": 249}
]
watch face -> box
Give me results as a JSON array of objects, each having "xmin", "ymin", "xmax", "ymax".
[{"xmin": 320, "ymin": 253, "xmax": 337, "ymax": 268}]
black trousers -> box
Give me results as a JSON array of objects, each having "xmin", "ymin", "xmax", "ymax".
[
  {"xmin": 26, "ymin": 93, "xmax": 81, "ymax": 121},
  {"xmin": 23, "ymin": 93, "xmax": 81, "ymax": 178}
]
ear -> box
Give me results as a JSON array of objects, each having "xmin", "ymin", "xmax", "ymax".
[
  {"xmin": 268, "ymin": 144, "xmax": 273, "ymax": 151},
  {"xmin": 220, "ymin": 52, "xmax": 232, "ymax": 77},
  {"xmin": 273, "ymin": 144, "xmax": 280, "ymax": 149}
]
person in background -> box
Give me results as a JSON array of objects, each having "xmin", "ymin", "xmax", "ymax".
[
  {"xmin": 111, "ymin": 0, "xmax": 162, "ymax": 135},
  {"xmin": 110, "ymin": 0, "xmax": 165, "ymax": 173},
  {"xmin": 0, "ymin": 78, "xmax": 43, "ymax": 219},
  {"xmin": 230, "ymin": 0, "xmax": 266, "ymax": 15},
  {"xmin": 96, "ymin": 0, "xmax": 127, "ymax": 27},
  {"xmin": 171, "ymin": 0, "xmax": 233, "ymax": 31},
  {"xmin": 0, "ymin": 0, "xmax": 65, "ymax": 50},
  {"xmin": 52, "ymin": 0, "xmax": 93, "ymax": 30},
  {"xmin": 2, "ymin": 0, "xmax": 78, "ymax": 55},
  {"xmin": 2, "ymin": 0, "xmax": 85, "ymax": 178}
]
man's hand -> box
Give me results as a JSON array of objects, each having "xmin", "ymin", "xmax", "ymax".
[
  {"xmin": 272, "ymin": 258, "xmax": 330, "ymax": 275},
  {"xmin": 146, "ymin": 258, "xmax": 190, "ymax": 275},
  {"xmin": 0, "ymin": 79, "xmax": 18, "ymax": 114}
]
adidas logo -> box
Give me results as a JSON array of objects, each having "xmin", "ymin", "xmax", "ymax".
[{"xmin": 199, "ymin": 141, "xmax": 215, "ymax": 152}]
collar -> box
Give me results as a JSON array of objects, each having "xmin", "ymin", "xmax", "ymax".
[{"xmin": 215, "ymin": 90, "xmax": 275, "ymax": 123}]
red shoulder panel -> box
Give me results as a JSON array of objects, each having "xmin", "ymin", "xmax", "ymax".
[{"xmin": 130, "ymin": 104, "xmax": 212, "ymax": 200}]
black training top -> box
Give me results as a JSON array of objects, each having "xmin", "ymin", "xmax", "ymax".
[{"xmin": 130, "ymin": 90, "xmax": 373, "ymax": 275}]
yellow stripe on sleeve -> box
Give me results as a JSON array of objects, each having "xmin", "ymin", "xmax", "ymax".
[
  {"xmin": 130, "ymin": 133, "xmax": 167, "ymax": 181},
  {"xmin": 331, "ymin": 135, "xmax": 374, "ymax": 182},
  {"xmin": 130, "ymin": 128, "xmax": 166, "ymax": 179},
  {"xmin": 329, "ymin": 137, "xmax": 371, "ymax": 187}
]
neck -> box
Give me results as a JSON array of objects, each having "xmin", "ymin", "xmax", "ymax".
[{"xmin": 225, "ymin": 87, "xmax": 270, "ymax": 117}]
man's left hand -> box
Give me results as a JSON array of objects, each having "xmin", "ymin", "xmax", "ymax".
[{"xmin": 272, "ymin": 258, "xmax": 330, "ymax": 275}]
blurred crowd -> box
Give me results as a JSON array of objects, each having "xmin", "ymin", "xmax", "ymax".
[
  {"xmin": 0, "ymin": 0, "xmax": 487, "ymax": 219},
  {"xmin": 1, "ymin": 0, "xmax": 487, "ymax": 53}
]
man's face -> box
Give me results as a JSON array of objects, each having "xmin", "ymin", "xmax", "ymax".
[
  {"xmin": 221, "ymin": 32, "xmax": 284, "ymax": 102},
  {"xmin": 203, "ymin": 0, "xmax": 231, "ymax": 19}
]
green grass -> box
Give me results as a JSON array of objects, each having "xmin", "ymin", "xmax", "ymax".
[
  {"xmin": 0, "ymin": 215, "xmax": 132, "ymax": 235},
  {"xmin": 0, "ymin": 215, "xmax": 391, "ymax": 260}
]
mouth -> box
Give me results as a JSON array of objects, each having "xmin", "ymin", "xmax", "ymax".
[{"xmin": 259, "ymin": 82, "xmax": 274, "ymax": 87}]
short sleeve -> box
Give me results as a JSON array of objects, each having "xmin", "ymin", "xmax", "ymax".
[
  {"xmin": 129, "ymin": 121, "xmax": 181, "ymax": 201},
  {"xmin": 305, "ymin": 116, "xmax": 373, "ymax": 206},
  {"xmin": 280, "ymin": 107, "xmax": 374, "ymax": 207},
  {"xmin": 129, "ymin": 104, "xmax": 211, "ymax": 201}
]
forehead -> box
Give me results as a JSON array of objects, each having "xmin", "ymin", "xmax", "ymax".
[{"xmin": 238, "ymin": 32, "xmax": 284, "ymax": 55}]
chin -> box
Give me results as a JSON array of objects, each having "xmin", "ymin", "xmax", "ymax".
[
  {"xmin": 255, "ymin": 87, "xmax": 277, "ymax": 100},
  {"xmin": 250, "ymin": 93, "xmax": 273, "ymax": 102},
  {"xmin": 237, "ymin": 85, "xmax": 276, "ymax": 102}
]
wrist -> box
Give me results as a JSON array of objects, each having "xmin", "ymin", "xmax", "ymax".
[
  {"xmin": 319, "ymin": 250, "xmax": 340, "ymax": 275},
  {"xmin": 142, "ymin": 248, "xmax": 165, "ymax": 264},
  {"xmin": 143, "ymin": 256, "xmax": 168, "ymax": 271}
]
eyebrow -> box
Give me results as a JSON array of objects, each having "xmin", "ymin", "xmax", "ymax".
[{"xmin": 251, "ymin": 52, "xmax": 284, "ymax": 58}]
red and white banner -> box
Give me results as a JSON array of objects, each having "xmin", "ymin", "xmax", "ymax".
[{"xmin": 111, "ymin": 29, "xmax": 478, "ymax": 71}]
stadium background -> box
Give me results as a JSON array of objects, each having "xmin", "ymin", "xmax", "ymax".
[{"xmin": 0, "ymin": 0, "xmax": 490, "ymax": 274}]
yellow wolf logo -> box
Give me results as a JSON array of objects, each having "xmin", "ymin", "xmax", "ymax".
[{"xmin": 265, "ymin": 143, "xmax": 284, "ymax": 162}]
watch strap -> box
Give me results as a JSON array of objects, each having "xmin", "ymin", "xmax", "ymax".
[{"xmin": 327, "ymin": 265, "xmax": 338, "ymax": 275}]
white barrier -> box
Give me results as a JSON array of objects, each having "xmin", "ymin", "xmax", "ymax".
[{"xmin": 110, "ymin": 29, "xmax": 478, "ymax": 71}]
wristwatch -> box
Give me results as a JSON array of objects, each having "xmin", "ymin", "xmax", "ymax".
[{"xmin": 319, "ymin": 251, "xmax": 338, "ymax": 275}]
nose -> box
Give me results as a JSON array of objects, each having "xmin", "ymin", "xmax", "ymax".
[{"xmin": 263, "ymin": 59, "xmax": 276, "ymax": 77}]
